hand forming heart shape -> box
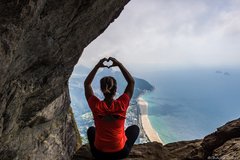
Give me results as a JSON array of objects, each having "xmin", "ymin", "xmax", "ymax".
[
  {"xmin": 103, "ymin": 59, "xmax": 113, "ymax": 68},
  {"xmin": 98, "ymin": 57, "xmax": 119, "ymax": 68}
]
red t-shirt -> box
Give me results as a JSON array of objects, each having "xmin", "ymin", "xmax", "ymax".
[{"xmin": 87, "ymin": 93, "xmax": 130, "ymax": 152}]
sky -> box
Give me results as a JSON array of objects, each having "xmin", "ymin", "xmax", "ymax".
[{"xmin": 77, "ymin": 0, "xmax": 240, "ymax": 72}]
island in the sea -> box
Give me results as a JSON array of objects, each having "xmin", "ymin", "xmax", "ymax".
[
  {"xmin": 69, "ymin": 65, "xmax": 161, "ymax": 144},
  {"xmin": 216, "ymin": 70, "xmax": 230, "ymax": 76}
]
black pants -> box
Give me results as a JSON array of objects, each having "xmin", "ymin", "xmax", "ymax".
[{"xmin": 87, "ymin": 125, "xmax": 140, "ymax": 160}]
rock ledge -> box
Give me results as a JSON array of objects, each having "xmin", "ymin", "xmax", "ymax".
[{"xmin": 73, "ymin": 119, "xmax": 240, "ymax": 160}]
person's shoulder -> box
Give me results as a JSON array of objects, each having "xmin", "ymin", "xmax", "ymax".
[
  {"xmin": 87, "ymin": 95, "xmax": 100, "ymax": 104},
  {"xmin": 117, "ymin": 93, "xmax": 130, "ymax": 102}
]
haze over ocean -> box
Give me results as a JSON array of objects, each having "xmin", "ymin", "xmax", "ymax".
[{"xmin": 138, "ymin": 67, "xmax": 240, "ymax": 144}]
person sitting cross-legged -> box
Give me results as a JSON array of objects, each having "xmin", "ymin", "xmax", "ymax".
[{"xmin": 84, "ymin": 57, "xmax": 140, "ymax": 160}]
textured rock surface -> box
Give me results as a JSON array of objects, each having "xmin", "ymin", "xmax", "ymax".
[
  {"xmin": 212, "ymin": 138, "xmax": 240, "ymax": 160},
  {"xmin": 73, "ymin": 119, "xmax": 240, "ymax": 160},
  {"xmin": 1, "ymin": 1, "xmax": 239, "ymax": 160},
  {"xmin": 0, "ymin": 0, "xmax": 130, "ymax": 159},
  {"xmin": 202, "ymin": 118, "xmax": 240, "ymax": 156}
]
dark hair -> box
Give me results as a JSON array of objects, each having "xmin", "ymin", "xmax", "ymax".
[{"xmin": 100, "ymin": 76, "xmax": 117, "ymax": 97}]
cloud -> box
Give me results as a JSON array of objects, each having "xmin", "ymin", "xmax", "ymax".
[{"xmin": 78, "ymin": 0, "xmax": 240, "ymax": 70}]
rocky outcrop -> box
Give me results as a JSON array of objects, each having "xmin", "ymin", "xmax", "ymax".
[
  {"xmin": 212, "ymin": 138, "xmax": 240, "ymax": 160},
  {"xmin": 202, "ymin": 118, "xmax": 240, "ymax": 156},
  {"xmin": 73, "ymin": 118, "xmax": 240, "ymax": 160},
  {"xmin": 1, "ymin": 1, "xmax": 239, "ymax": 160},
  {"xmin": 0, "ymin": 0, "xmax": 130, "ymax": 159}
]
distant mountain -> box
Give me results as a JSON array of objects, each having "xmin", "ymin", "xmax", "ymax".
[
  {"xmin": 216, "ymin": 70, "xmax": 222, "ymax": 74},
  {"xmin": 135, "ymin": 77, "xmax": 154, "ymax": 91},
  {"xmin": 215, "ymin": 70, "xmax": 230, "ymax": 76},
  {"xmin": 224, "ymin": 72, "xmax": 230, "ymax": 76}
]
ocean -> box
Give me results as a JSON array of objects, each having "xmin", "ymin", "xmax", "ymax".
[{"xmin": 138, "ymin": 67, "xmax": 240, "ymax": 144}]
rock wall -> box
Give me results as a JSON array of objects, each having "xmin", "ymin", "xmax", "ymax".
[
  {"xmin": 1, "ymin": 1, "xmax": 239, "ymax": 160},
  {"xmin": 0, "ymin": 0, "xmax": 130, "ymax": 159}
]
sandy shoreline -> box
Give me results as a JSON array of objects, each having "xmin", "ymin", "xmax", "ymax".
[{"xmin": 137, "ymin": 97, "xmax": 164, "ymax": 144}]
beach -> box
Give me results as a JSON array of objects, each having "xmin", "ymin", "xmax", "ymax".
[{"xmin": 137, "ymin": 97, "xmax": 164, "ymax": 144}]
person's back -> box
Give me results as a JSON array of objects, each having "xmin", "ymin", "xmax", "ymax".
[
  {"xmin": 88, "ymin": 93, "xmax": 129, "ymax": 152},
  {"xmin": 84, "ymin": 57, "xmax": 139, "ymax": 159}
]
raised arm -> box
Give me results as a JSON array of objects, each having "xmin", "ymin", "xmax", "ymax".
[
  {"xmin": 109, "ymin": 57, "xmax": 135, "ymax": 99},
  {"xmin": 84, "ymin": 58, "xmax": 107, "ymax": 100}
]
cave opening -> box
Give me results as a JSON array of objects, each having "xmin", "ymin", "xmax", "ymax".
[{"xmin": 69, "ymin": 0, "xmax": 240, "ymax": 145}]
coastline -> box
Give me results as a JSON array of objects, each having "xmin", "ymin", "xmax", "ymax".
[{"xmin": 137, "ymin": 97, "xmax": 164, "ymax": 144}]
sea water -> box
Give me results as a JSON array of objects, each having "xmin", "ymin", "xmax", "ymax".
[{"xmin": 139, "ymin": 68, "xmax": 240, "ymax": 144}]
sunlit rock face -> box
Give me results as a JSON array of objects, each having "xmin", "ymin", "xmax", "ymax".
[{"xmin": 0, "ymin": 0, "xmax": 130, "ymax": 159}]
